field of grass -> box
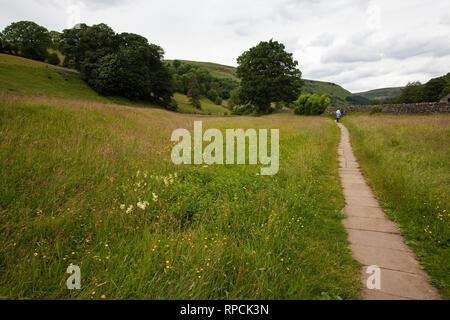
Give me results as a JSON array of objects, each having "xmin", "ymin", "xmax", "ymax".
[
  {"xmin": 343, "ymin": 114, "xmax": 450, "ymax": 298},
  {"xmin": 0, "ymin": 92, "xmax": 360, "ymax": 299}
]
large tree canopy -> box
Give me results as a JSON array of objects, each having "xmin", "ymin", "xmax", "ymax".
[
  {"xmin": 236, "ymin": 39, "xmax": 303, "ymax": 113},
  {"xmin": 59, "ymin": 23, "xmax": 175, "ymax": 107},
  {"xmin": 2, "ymin": 21, "xmax": 52, "ymax": 61}
]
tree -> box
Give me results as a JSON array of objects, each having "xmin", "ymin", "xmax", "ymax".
[
  {"xmin": 2, "ymin": 21, "xmax": 51, "ymax": 61},
  {"xmin": 398, "ymin": 81, "xmax": 424, "ymax": 103},
  {"xmin": 236, "ymin": 39, "xmax": 303, "ymax": 113},
  {"xmin": 423, "ymin": 77, "xmax": 447, "ymax": 102},
  {"xmin": 49, "ymin": 31, "xmax": 62, "ymax": 49},
  {"xmin": 60, "ymin": 23, "xmax": 116, "ymax": 73}
]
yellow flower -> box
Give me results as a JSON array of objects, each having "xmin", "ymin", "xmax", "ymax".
[
  {"xmin": 91, "ymin": 291, "xmax": 95, "ymax": 295},
  {"xmin": 34, "ymin": 252, "xmax": 38, "ymax": 256},
  {"xmin": 101, "ymin": 295, "xmax": 106, "ymax": 299}
]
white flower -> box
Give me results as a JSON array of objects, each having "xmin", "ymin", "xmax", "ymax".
[
  {"xmin": 163, "ymin": 177, "xmax": 169, "ymax": 186},
  {"xmin": 136, "ymin": 170, "xmax": 141, "ymax": 177},
  {"xmin": 126, "ymin": 205, "xmax": 134, "ymax": 214},
  {"xmin": 152, "ymin": 193, "xmax": 158, "ymax": 202},
  {"xmin": 137, "ymin": 201, "xmax": 149, "ymax": 210},
  {"xmin": 120, "ymin": 204, "xmax": 126, "ymax": 210}
]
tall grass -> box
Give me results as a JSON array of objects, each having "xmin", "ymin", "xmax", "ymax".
[
  {"xmin": 0, "ymin": 93, "xmax": 360, "ymax": 299},
  {"xmin": 343, "ymin": 114, "xmax": 450, "ymax": 298}
]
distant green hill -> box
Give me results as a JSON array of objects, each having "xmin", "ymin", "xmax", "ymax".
[
  {"xmin": 166, "ymin": 59, "xmax": 238, "ymax": 81},
  {"xmin": 167, "ymin": 59, "xmax": 371, "ymax": 107},
  {"xmin": 355, "ymin": 87, "xmax": 403, "ymax": 101}
]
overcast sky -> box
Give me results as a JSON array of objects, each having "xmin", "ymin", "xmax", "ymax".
[{"xmin": 1, "ymin": 0, "xmax": 449, "ymax": 92}]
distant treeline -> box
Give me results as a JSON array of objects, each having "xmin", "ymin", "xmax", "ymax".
[
  {"xmin": 372, "ymin": 73, "xmax": 450, "ymax": 105},
  {"xmin": 0, "ymin": 20, "xmax": 239, "ymax": 110}
]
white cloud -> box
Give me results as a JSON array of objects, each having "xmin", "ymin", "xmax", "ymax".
[{"xmin": 0, "ymin": 0, "xmax": 449, "ymax": 92}]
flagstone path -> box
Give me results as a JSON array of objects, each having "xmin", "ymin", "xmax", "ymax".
[{"xmin": 337, "ymin": 122, "xmax": 441, "ymax": 300}]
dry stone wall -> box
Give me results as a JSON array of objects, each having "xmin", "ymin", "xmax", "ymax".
[{"xmin": 324, "ymin": 102, "xmax": 450, "ymax": 114}]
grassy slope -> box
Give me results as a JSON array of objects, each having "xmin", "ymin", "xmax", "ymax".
[
  {"xmin": 355, "ymin": 87, "xmax": 403, "ymax": 101},
  {"xmin": 343, "ymin": 114, "xmax": 450, "ymax": 298},
  {"xmin": 166, "ymin": 60, "xmax": 239, "ymax": 81},
  {"xmin": 0, "ymin": 93, "xmax": 360, "ymax": 299},
  {"xmin": 0, "ymin": 54, "xmax": 225, "ymax": 115}
]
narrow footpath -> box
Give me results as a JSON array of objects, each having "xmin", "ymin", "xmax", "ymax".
[{"xmin": 337, "ymin": 122, "xmax": 441, "ymax": 300}]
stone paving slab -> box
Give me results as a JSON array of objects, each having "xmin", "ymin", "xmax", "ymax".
[
  {"xmin": 342, "ymin": 216, "xmax": 400, "ymax": 234},
  {"xmin": 347, "ymin": 229, "xmax": 413, "ymax": 252},
  {"xmin": 360, "ymin": 267, "xmax": 442, "ymax": 300},
  {"xmin": 343, "ymin": 205, "xmax": 386, "ymax": 219},
  {"xmin": 336, "ymin": 122, "xmax": 441, "ymax": 300}
]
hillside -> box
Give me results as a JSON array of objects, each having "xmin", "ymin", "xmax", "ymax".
[
  {"xmin": 168, "ymin": 59, "xmax": 370, "ymax": 107},
  {"xmin": 355, "ymin": 87, "xmax": 404, "ymax": 101},
  {"xmin": 0, "ymin": 54, "xmax": 229, "ymax": 115}
]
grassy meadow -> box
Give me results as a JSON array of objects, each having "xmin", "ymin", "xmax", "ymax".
[
  {"xmin": 0, "ymin": 93, "xmax": 360, "ymax": 299},
  {"xmin": 343, "ymin": 114, "xmax": 450, "ymax": 298}
]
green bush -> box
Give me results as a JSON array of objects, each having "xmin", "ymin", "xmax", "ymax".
[
  {"xmin": 231, "ymin": 103, "xmax": 255, "ymax": 115},
  {"xmin": 294, "ymin": 94, "xmax": 330, "ymax": 115},
  {"xmin": 369, "ymin": 106, "xmax": 382, "ymax": 115},
  {"xmin": 214, "ymin": 96, "xmax": 223, "ymax": 105}
]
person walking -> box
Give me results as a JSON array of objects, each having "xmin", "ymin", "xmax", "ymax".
[{"xmin": 336, "ymin": 109, "xmax": 342, "ymax": 123}]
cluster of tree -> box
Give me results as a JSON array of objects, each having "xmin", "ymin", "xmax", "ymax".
[
  {"xmin": 59, "ymin": 23, "xmax": 175, "ymax": 108},
  {"xmin": 0, "ymin": 21, "xmax": 61, "ymax": 65},
  {"xmin": 1, "ymin": 21, "xmax": 176, "ymax": 109},
  {"xmin": 235, "ymin": 39, "xmax": 303, "ymax": 114},
  {"xmin": 293, "ymin": 94, "xmax": 331, "ymax": 115},
  {"xmin": 169, "ymin": 61, "xmax": 238, "ymax": 108},
  {"xmin": 372, "ymin": 73, "xmax": 450, "ymax": 105}
]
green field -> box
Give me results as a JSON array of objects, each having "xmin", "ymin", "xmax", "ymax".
[
  {"xmin": 343, "ymin": 114, "xmax": 450, "ymax": 298},
  {"xmin": 0, "ymin": 92, "xmax": 361, "ymax": 299}
]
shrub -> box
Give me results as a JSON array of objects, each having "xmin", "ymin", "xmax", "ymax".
[
  {"xmin": 214, "ymin": 96, "xmax": 223, "ymax": 105},
  {"xmin": 231, "ymin": 103, "xmax": 255, "ymax": 115},
  {"xmin": 166, "ymin": 99, "xmax": 178, "ymax": 112},
  {"xmin": 369, "ymin": 106, "xmax": 382, "ymax": 115},
  {"xmin": 294, "ymin": 94, "xmax": 330, "ymax": 115}
]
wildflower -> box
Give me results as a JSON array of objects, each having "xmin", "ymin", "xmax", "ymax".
[
  {"xmin": 34, "ymin": 252, "xmax": 38, "ymax": 256},
  {"xmin": 152, "ymin": 193, "xmax": 158, "ymax": 202},
  {"xmin": 126, "ymin": 205, "xmax": 134, "ymax": 214},
  {"xmin": 137, "ymin": 201, "xmax": 149, "ymax": 210},
  {"xmin": 120, "ymin": 204, "xmax": 126, "ymax": 210},
  {"xmin": 101, "ymin": 295, "xmax": 106, "ymax": 299}
]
